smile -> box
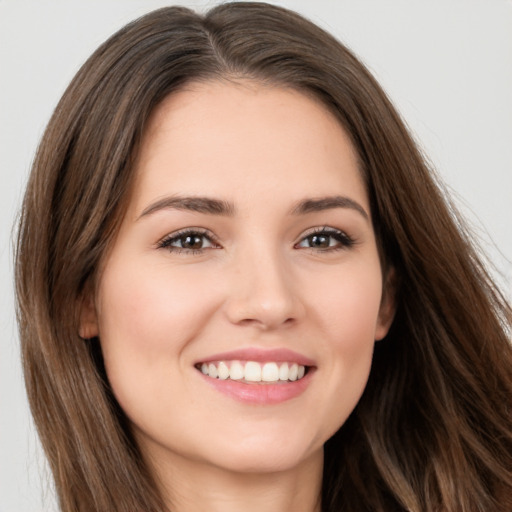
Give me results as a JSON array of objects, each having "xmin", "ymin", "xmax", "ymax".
[
  {"xmin": 195, "ymin": 349, "xmax": 315, "ymax": 404},
  {"xmin": 197, "ymin": 361, "xmax": 307, "ymax": 383}
]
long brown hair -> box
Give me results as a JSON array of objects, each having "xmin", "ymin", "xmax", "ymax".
[{"xmin": 15, "ymin": 2, "xmax": 512, "ymax": 511}]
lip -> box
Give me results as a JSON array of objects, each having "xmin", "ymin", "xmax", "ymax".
[
  {"xmin": 194, "ymin": 348, "xmax": 316, "ymax": 405},
  {"xmin": 198, "ymin": 367, "xmax": 315, "ymax": 405},
  {"xmin": 195, "ymin": 348, "xmax": 316, "ymax": 366}
]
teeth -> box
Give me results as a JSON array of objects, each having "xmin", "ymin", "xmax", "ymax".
[
  {"xmin": 279, "ymin": 363, "xmax": 289, "ymax": 380},
  {"xmin": 245, "ymin": 361, "xmax": 261, "ymax": 382},
  {"xmin": 208, "ymin": 363, "xmax": 218, "ymax": 379},
  {"xmin": 198, "ymin": 360, "xmax": 308, "ymax": 383},
  {"xmin": 261, "ymin": 362, "xmax": 279, "ymax": 382},
  {"xmin": 230, "ymin": 361, "xmax": 244, "ymax": 380},
  {"xmin": 218, "ymin": 361, "xmax": 229, "ymax": 380}
]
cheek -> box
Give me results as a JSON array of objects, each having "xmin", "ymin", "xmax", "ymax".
[
  {"xmin": 98, "ymin": 260, "xmax": 216, "ymax": 349},
  {"xmin": 308, "ymin": 262, "xmax": 383, "ymax": 426},
  {"xmin": 95, "ymin": 260, "xmax": 219, "ymax": 407},
  {"xmin": 314, "ymin": 261, "xmax": 384, "ymax": 347}
]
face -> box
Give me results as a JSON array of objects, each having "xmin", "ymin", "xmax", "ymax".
[{"xmin": 81, "ymin": 81, "xmax": 394, "ymax": 478}]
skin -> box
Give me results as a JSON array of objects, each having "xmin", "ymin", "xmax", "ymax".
[{"xmin": 81, "ymin": 80, "xmax": 395, "ymax": 512}]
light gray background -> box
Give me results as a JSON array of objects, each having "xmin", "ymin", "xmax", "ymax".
[{"xmin": 1, "ymin": 1, "xmax": 511, "ymax": 510}]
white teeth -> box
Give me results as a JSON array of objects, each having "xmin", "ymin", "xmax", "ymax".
[
  {"xmin": 218, "ymin": 361, "xmax": 229, "ymax": 380},
  {"xmin": 198, "ymin": 360, "xmax": 307, "ymax": 383},
  {"xmin": 278, "ymin": 363, "xmax": 289, "ymax": 380},
  {"xmin": 244, "ymin": 361, "xmax": 262, "ymax": 382},
  {"xmin": 208, "ymin": 363, "xmax": 218, "ymax": 379},
  {"xmin": 229, "ymin": 361, "xmax": 244, "ymax": 380},
  {"xmin": 261, "ymin": 362, "xmax": 279, "ymax": 382}
]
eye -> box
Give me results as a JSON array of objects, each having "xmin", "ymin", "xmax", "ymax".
[
  {"xmin": 296, "ymin": 227, "xmax": 355, "ymax": 251},
  {"xmin": 157, "ymin": 229, "xmax": 219, "ymax": 253}
]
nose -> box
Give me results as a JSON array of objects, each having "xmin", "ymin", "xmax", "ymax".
[{"xmin": 224, "ymin": 246, "xmax": 304, "ymax": 330}]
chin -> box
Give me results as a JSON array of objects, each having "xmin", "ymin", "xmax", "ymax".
[{"xmin": 204, "ymin": 435, "xmax": 322, "ymax": 475}]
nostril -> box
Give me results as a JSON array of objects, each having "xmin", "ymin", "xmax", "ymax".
[{"xmin": 223, "ymin": 268, "xmax": 304, "ymax": 328}]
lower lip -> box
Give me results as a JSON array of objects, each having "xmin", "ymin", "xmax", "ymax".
[{"xmin": 198, "ymin": 369, "xmax": 314, "ymax": 405}]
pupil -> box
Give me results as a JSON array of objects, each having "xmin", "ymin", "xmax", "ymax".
[
  {"xmin": 183, "ymin": 235, "xmax": 202, "ymax": 249},
  {"xmin": 311, "ymin": 235, "xmax": 329, "ymax": 247}
]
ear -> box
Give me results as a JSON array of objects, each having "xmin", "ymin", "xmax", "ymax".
[
  {"xmin": 375, "ymin": 267, "xmax": 397, "ymax": 341},
  {"xmin": 78, "ymin": 283, "xmax": 99, "ymax": 340}
]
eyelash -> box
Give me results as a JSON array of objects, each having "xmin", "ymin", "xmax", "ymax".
[
  {"xmin": 294, "ymin": 227, "xmax": 356, "ymax": 252},
  {"xmin": 156, "ymin": 228, "xmax": 220, "ymax": 254},
  {"xmin": 156, "ymin": 226, "xmax": 355, "ymax": 255}
]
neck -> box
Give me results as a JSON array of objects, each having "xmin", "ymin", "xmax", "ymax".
[{"xmin": 150, "ymin": 449, "xmax": 324, "ymax": 512}]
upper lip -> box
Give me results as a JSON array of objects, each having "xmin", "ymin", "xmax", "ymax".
[{"xmin": 195, "ymin": 348, "xmax": 316, "ymax": 366}]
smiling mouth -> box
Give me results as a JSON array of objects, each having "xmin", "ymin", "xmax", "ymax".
[{"xmin": 195, "ymin": 361, "xmax": 309, "ymax": 383}]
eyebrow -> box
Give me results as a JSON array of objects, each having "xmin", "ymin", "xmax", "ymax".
[
  {"xmin": 138, "ymin": 196, "xmax": 236, "ymax": 219},
  {"xmin": 138, "ymin": 194, "xmax": 368, "ymax": 220},
  {"xmin": 291, "ymin": 195, "xmax": 369, "ymax": 220}
]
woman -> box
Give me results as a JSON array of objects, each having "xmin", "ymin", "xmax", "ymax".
[{"xmin": 15, "ymin": 2, "xmax": 512, "ymax": 511}]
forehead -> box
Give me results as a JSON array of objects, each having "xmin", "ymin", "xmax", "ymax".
[{"xmin": 129, "ymin": 80, "xmax": 367, "ymax": 215}]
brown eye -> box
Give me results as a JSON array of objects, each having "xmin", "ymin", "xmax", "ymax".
[
  {"xmin": 158, "ymin": 230, "xmax": 217, "ymax": 253},
  {"xmin": 180, "ymin": 234, "xmax": 205, "ymax": 249},
  {"xmin": 307, "ymin": 234, "xmax": 331, "ymax": 248},
  {"xmin": 297, "ymin": 228, "xmax": 355, "ymax": 251}
]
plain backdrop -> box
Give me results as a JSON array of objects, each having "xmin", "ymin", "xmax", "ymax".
[{"xmin": 1, "ymin": 1, "xmax": 511, "ymax": 510}]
